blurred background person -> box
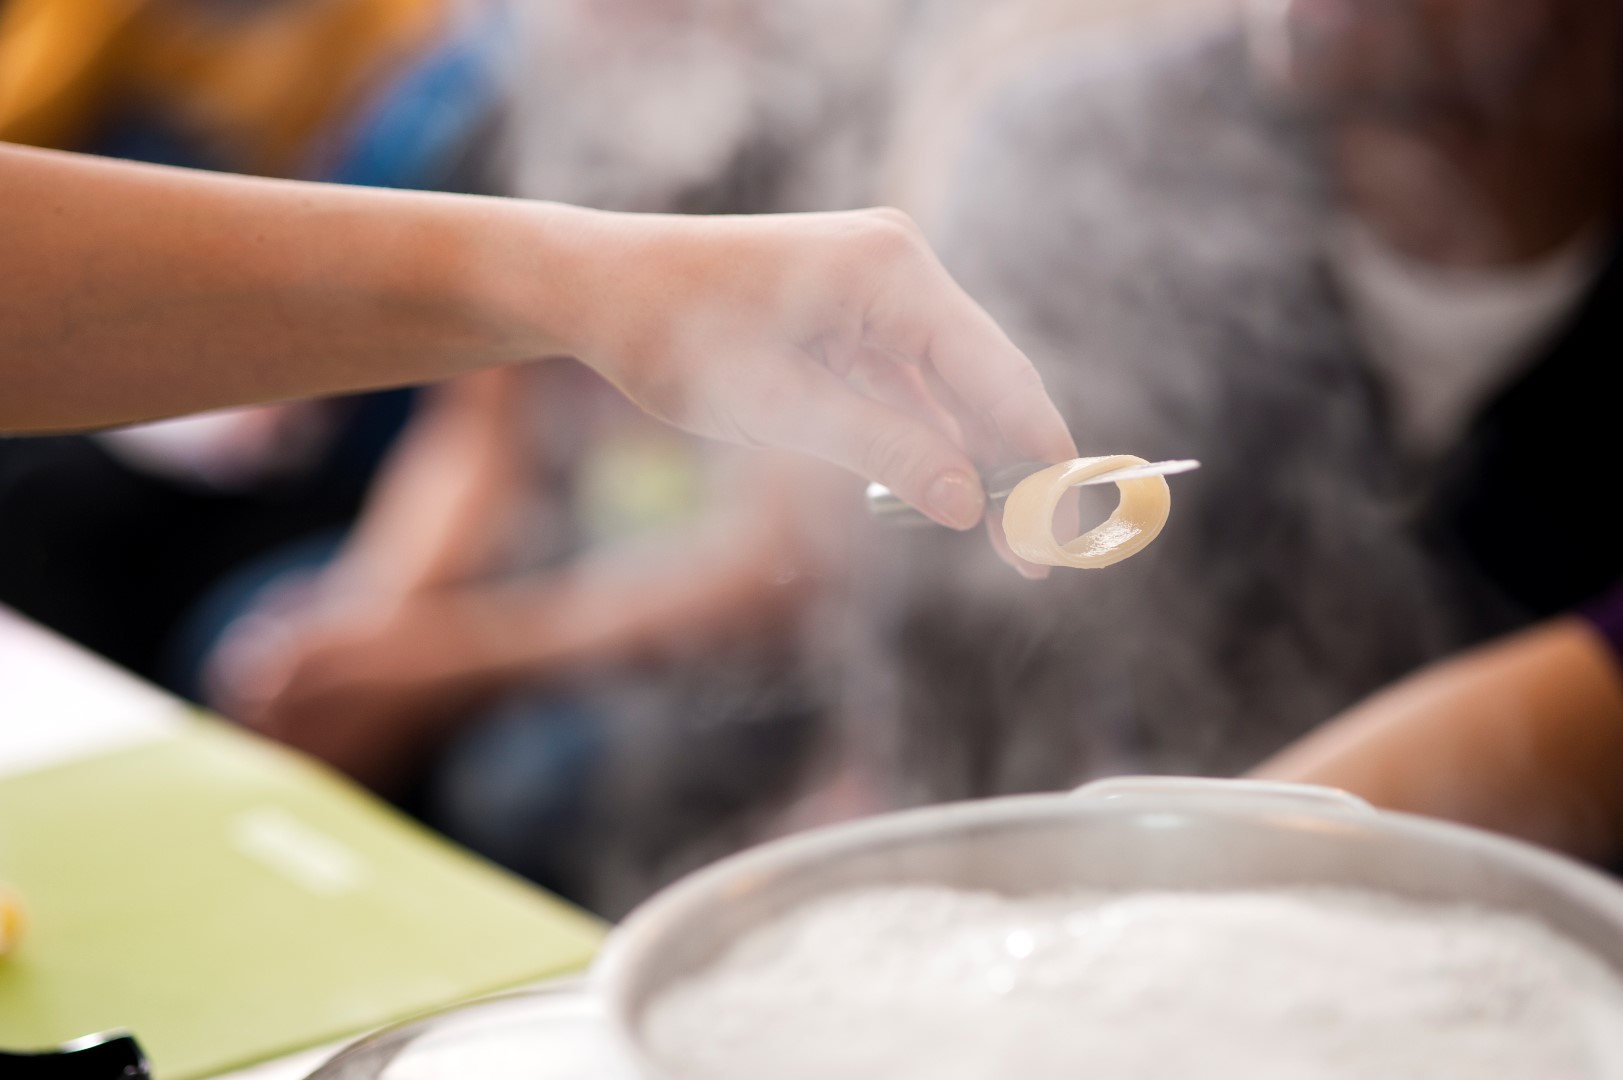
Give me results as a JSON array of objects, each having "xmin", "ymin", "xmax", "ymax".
[
  {"xmin": 196, "ymin": 362, "xmax": 848, "ymax": 915},
  {"xmin": 1243, "ymin": 0, "xmax": 1623, "ymax": 871}
]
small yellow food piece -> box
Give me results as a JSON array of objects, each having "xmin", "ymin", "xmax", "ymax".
[
  {"xmin": 1002, "ymin": 455, "xmax": 1172, "ymax": 569},
  {"xmin": 0, "ymin": 883, "xmax": 25, "ymax": 955}
]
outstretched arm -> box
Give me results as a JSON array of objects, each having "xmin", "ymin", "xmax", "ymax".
[
  {"xmin": 0, "ymin": 143, "xmax": 1076, "ymax": 530},
  {"xmin": 0, "ymin": 143, "xmax": 563, "ymax": 430}
]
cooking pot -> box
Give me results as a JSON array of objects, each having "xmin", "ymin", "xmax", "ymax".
[{"xmin": 309, "ymin": 777, "xmax": 1623, "ymax": 1079}]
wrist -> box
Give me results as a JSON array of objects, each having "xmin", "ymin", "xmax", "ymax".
[
  {"xmin": 499, "ymin": 207, "xmax": 781, "ymax": 400},
  {"xmin": 482, "ymin": 200, "xmax": 643, "ymax": 367}
]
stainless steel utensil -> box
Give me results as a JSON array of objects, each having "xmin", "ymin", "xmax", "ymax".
[{"xmin": 865, "ymin": 459, "xmax": 1201, "ymax": 524}]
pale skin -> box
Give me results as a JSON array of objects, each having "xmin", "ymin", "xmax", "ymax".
[
  {"xmin": 0, "ymin": 142, "xmax": 1077, "ymax": 532},
  {"xmin": 1252, "ymin": 620, "xmax": 1623, "ymax": 863}
]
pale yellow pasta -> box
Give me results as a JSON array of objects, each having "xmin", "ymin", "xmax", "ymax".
[{"xmin": 1001, "ymin": 455, "xmax": 1172, "ymax": 569}]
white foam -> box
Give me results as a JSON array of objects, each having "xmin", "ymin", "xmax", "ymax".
[{"xmin": 645, "ymin": 885, "xmax": 1623, "ymax": 1079}]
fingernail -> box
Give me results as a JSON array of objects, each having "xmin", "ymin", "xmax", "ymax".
[{"xmin": 925, "ymin": 471, "xmax": 985, "ymax": 530}]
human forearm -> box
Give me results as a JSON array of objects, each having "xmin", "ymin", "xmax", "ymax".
[
  {"xmin": 3, "ymin": 143, "xmax": 1078, "ymax": 536},
  {"xmin": 1252, "ymin": 620, "xmax": 1623, "ymax": 861},
  {"xmin": 217, "ymin": 525, "xmax": 808, "ymax": 782},
  {"xmin": 0, "ymin": 144, "xmax": 594, "ymax": 431},
  {"xmin": 427, "ymin": 514, "xmax": 813, "ymax": 695}
]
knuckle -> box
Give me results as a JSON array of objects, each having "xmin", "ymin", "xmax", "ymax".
[
  {"xmin": 856, "ymin": 208, "xmax": 927, "ymax": 265},
  {"xmin": 864, "ymin": 206, "xmax": 917, "ymax": 233},
  {"xmin": 861, "ymin": 423, "xmax": 930, "ymax": 489}
]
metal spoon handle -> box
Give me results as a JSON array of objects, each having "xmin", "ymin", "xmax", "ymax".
[{"xmin": 865, "ymin": 459, "xmax": 1200, "ymax": 525}]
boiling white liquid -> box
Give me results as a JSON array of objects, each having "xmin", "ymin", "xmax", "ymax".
[{"xmin": 644, "ymin": 886, "xmax": 1623, "ymax": 1080}]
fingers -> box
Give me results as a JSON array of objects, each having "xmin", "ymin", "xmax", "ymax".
[
  {"xmin": 205, "ymin": 617, "xmax": 296, "ymax": 720},
  {"xmin": 862, "ymin": 245, "xmax": 1077, "ymax": 466},
  {"xmin": 918, "ymin": 361, "xmax": 1006, "ymax": 466},
  {"xmin": 842, "ymin": 343, "xmax": 963, "ymax": 443},
  {"xmin": 926, "ymin": 295, "xmax": 1078, "ymax": 466},
  {"xmin": 752, "ymin": 355, "xmax": 988, "ymax": 530}
]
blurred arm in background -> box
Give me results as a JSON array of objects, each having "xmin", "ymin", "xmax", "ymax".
[
  {"xmin": 1248, "ymin": 0, "xmax": 1623, "ymax": 865},
  {"xmin": 0, "ymin": 142, "xmax": 1076, "ymax": 531},
  {"xmin": 1251, "ymin": 609, "xmax": 1623, "ymax": 864},
  {"xmin": 312, "ymin": 366, "xmax": 540, "ymax": 600},
  {"xmin": 202, "ymin": 364, "xmax": 844, "ymax": 792}
]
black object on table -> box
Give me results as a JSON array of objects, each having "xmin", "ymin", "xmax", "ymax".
[{"xmin": 0, "ymin": 1031, "xmax": 151, "ymax": 1080}]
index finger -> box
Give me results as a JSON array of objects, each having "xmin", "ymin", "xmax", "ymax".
[{"xmin": 920, "ymin": 277, "xmax": 1078, "ymax": 465}]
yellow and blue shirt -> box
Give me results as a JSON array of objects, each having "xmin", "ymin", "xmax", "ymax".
[{"xmin": 0, "ymin": 0, "xmax": 511, "ymax": 187}]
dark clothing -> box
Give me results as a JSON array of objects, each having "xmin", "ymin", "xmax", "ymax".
[
  {"xmin": 0, "ymin": 393, "xmax": 409, "ymax": 686},
  {"xmin": 1424, "ymin": 243, "xmax": 1623, "ymax": 623},
  {"xmin": 1583, "ymin": 584, "xmax": 1623, "ymax": 665}
]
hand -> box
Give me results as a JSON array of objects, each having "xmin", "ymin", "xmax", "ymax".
[
  {"xmin": 565, "ymin": 208, "xmax": 1079, "ymax": 538},
  {"xmin": 206, "ymin": 599, "xmax": 479, "ymax": 792}
]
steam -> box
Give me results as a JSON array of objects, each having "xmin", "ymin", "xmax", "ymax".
[
  {"xmin": 828, "ymin": 16, "xmax": 1494, "ymax": 805},
  {"xmin": 487, "ymin": 0, "xmax": 1611, "ymax": 898},
  {"xmin": 502, "ymin": 0, "xmax": 913, "ymax": 213}
]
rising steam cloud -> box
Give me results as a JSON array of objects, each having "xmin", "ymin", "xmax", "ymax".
[{"xmin": 492, "ymin": 0, "xmax": 1559, "ymax": 850}]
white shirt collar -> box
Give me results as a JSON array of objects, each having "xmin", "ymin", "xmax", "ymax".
[{"xmin": 1328, "ymin": 220, "xmax": 1608, "ymax": 458}]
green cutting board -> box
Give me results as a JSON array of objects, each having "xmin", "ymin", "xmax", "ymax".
[{"xmin": 0, "ymin": 717, "xmax": 604, "ymax": 1078}]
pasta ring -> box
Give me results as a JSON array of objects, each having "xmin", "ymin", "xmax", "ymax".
[{"xmin": 1001, "ymin": 455, "xmax": 1172, "ymax": 569}]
